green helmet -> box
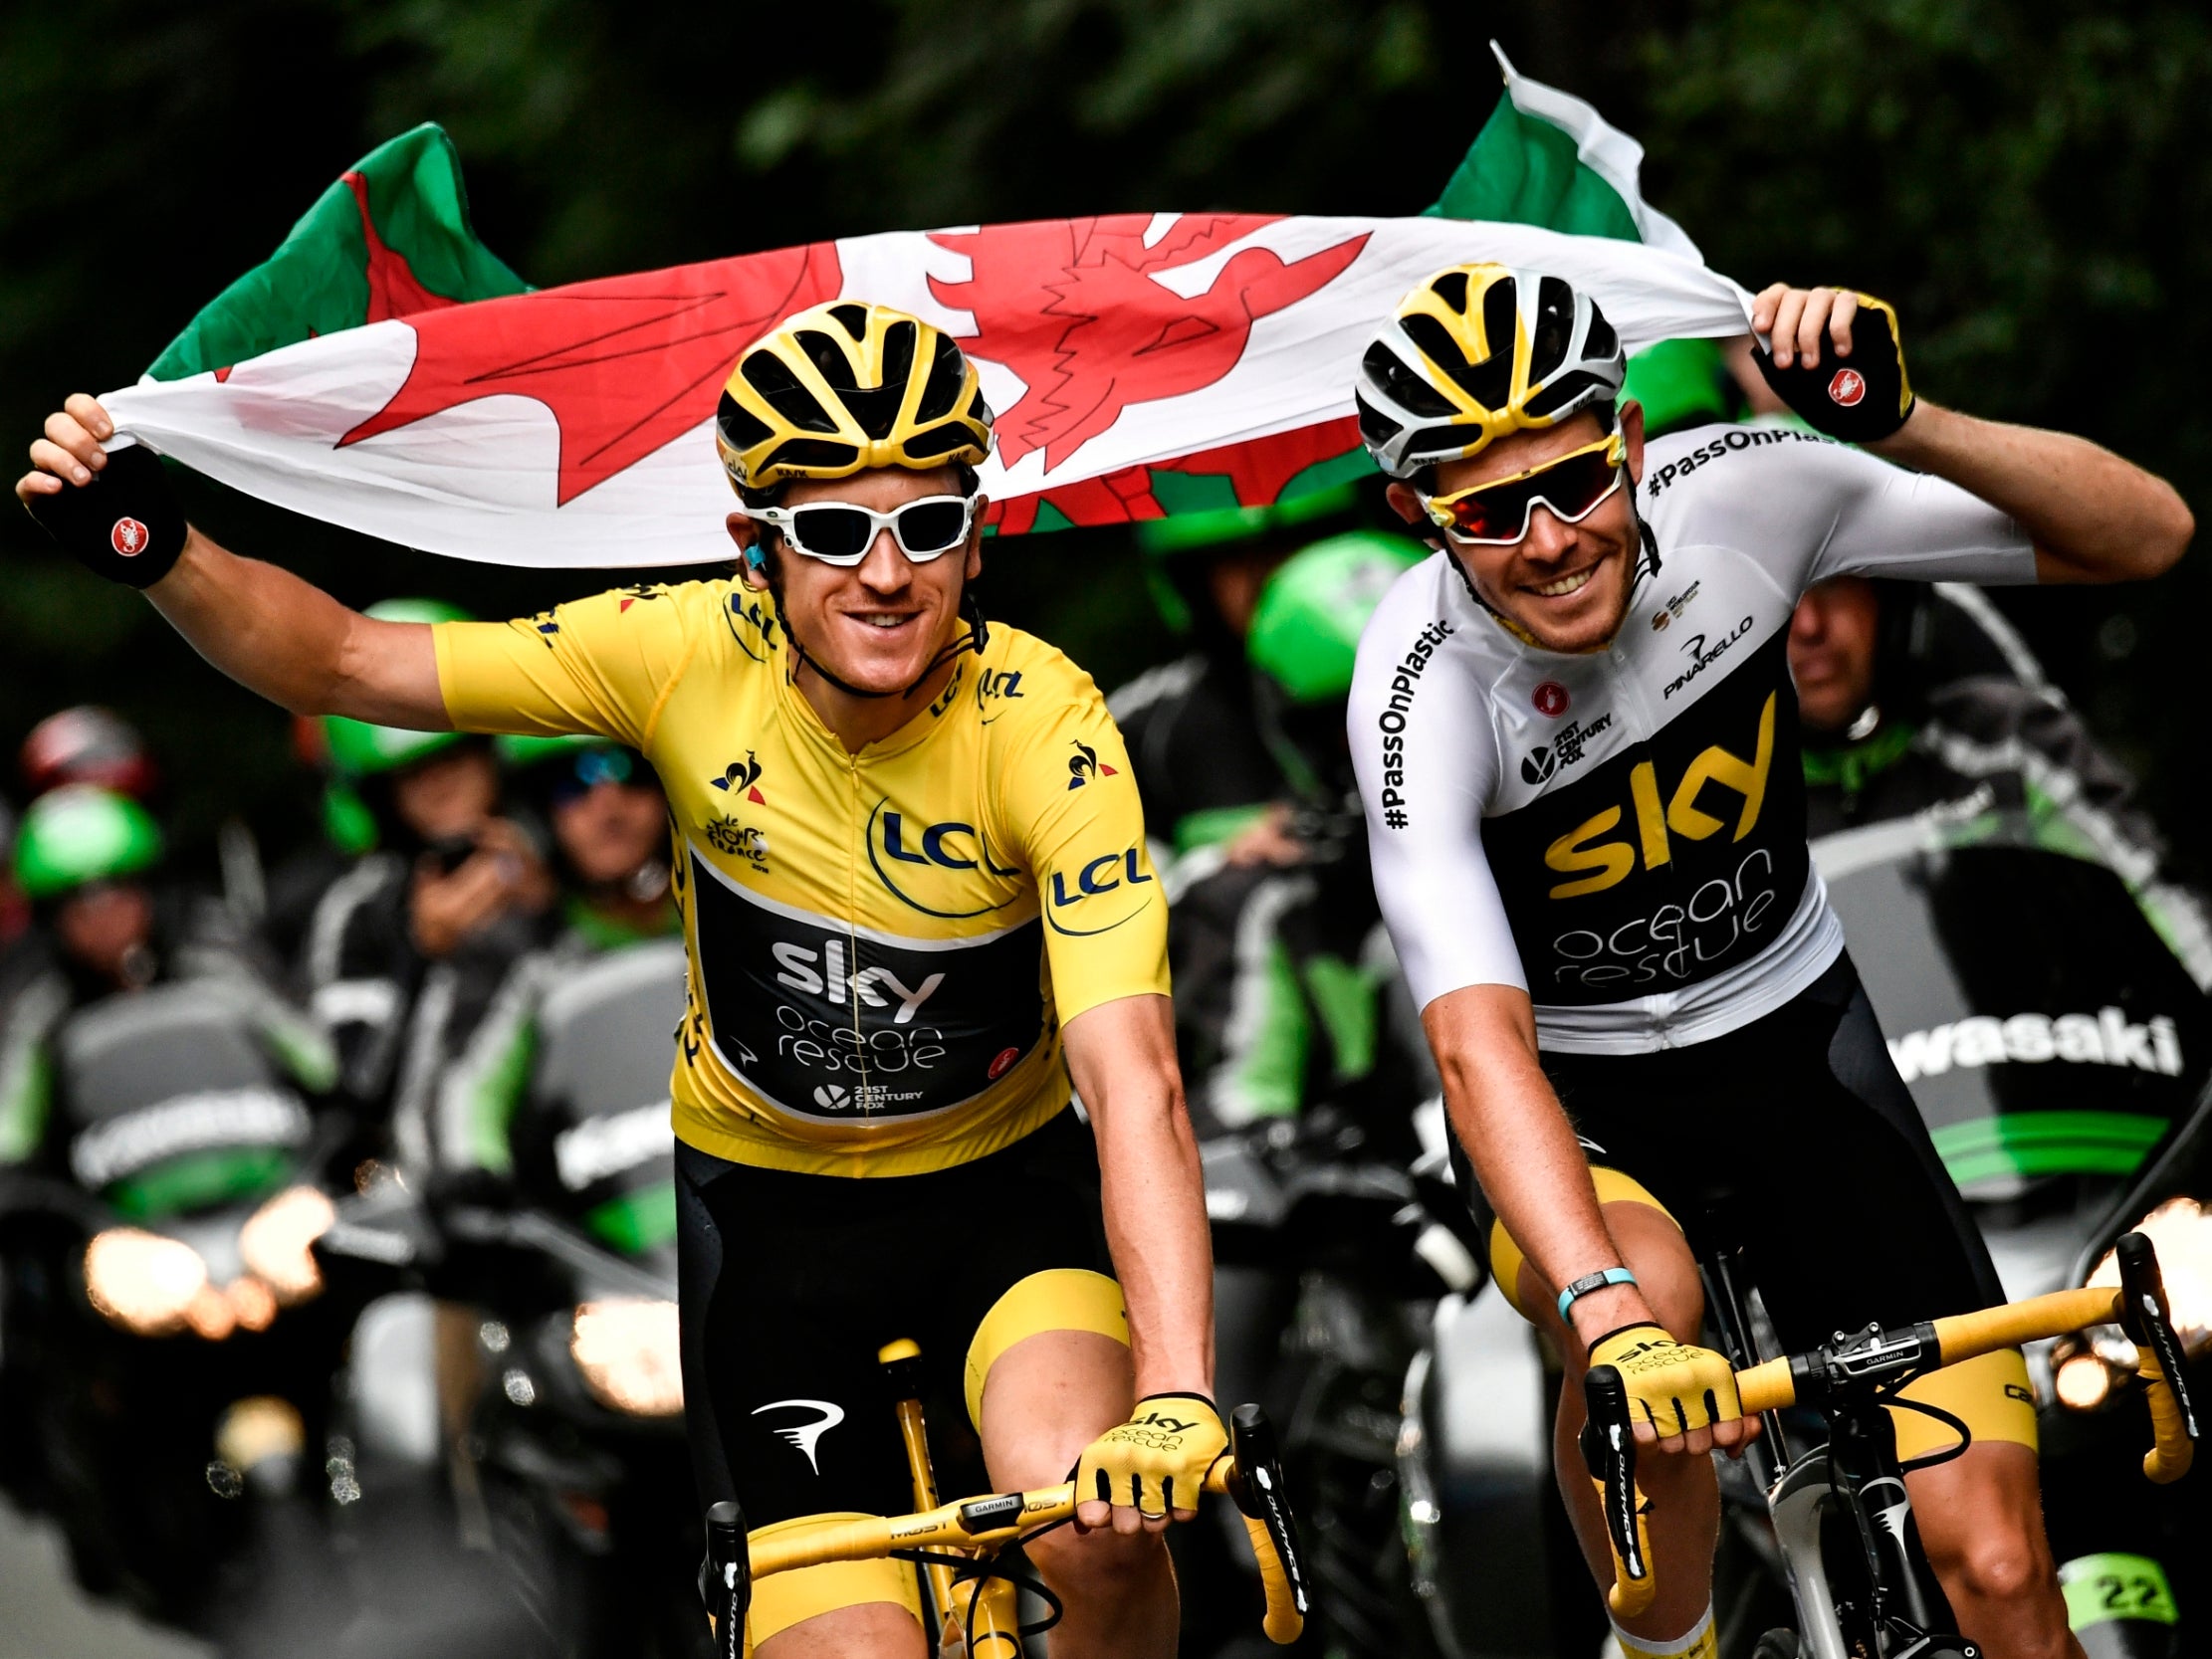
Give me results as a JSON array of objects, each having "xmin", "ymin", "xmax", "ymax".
[
  {"xmin": 15, "ymin": 785, "xmax": 164, "ymax": 901},
  {"xmin": 1138, "ymin": 484, "xmax": 1361, "ymax": 633},
  {"xmin": 1622, "ymin": 337, "xmax": 1732, "ymax": 439},
  {"xmin": 1246, "ymin": 531, "xmax": 1426, "ymax": 707},
  {"xmin": 323, "ymin": 599, "xmax": 474, "ymax": 778}
]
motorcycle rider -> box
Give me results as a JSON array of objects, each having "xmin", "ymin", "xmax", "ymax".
[
  {"xmin": 1111, "ymin": 486, "xmax": 1361, "ymax": 878},
  {"xmin": 20, "ymin": 302, "xmax": 1217, "ymax": 1658},
  {"xmin": 1348, "ymin": 266, "xmax": 2190, "ymax": 1659},
  {"xmin": 410, "ymin": 732, "xmax": 679, "ymax": 1198},
  {"xmin": 1173, "ymin": 530, "xmax": 1431, "ymax": 1136},
  {"xmin": 302, "ymin": 604, "xmax": 553, "ymax": 1130}
]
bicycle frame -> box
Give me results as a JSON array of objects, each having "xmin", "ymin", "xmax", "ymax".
[
  {"xmin": 1583, "ymin": 1232, "xmax": 2197, "ymax": 1659},
  {"xmin": 1702, "ymin": 1249, "xmax": 1957, "ymax": 1659}
]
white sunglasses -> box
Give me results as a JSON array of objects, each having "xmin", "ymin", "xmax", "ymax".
[{"xmin": 739, "ymin": 495, "xmax": 978, "ymax": 566}]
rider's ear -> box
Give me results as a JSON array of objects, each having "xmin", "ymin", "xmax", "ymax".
[
  {"xmin": 1619, "ymin": 399, "xmax": 1647, "ymax": 487},
  {"xmin": 727, "ymin": 513, "xmax": 772, "ymax": 591},
  {"xmin": 1384, "ymin": 482, "xmax": 1425, "ymax": 527}
]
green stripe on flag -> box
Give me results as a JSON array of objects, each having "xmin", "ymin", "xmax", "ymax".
[
  {"xmin": 1931, "ymin": 1112, "xmax": 2167, "ymax": 1188},
  {"xmin": 148, "ymin": 123, "xmax": 527, "ymax": 382},
  {"xmin": 1426, "ymin": 43, "xmax": 1700, "ymax": 259}
]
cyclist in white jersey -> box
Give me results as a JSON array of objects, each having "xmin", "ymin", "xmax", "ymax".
[{"xmin": 1348, "ymin": 265, "xmax": 2191, "ymax": 1659}]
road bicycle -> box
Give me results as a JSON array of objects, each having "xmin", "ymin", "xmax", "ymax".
[
  {"xmin": 1582, "ymin": 1232, "xmax": 2198, "ymax": 1659},
  {"xmin": 701, "ymin": 1338, "xmax": 1309, "ymax": 1656}
]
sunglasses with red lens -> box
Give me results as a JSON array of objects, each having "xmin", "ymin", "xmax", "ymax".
[{"xmin": 1420, "ymin": 432, "xmax": 1628, "ymax": 546}]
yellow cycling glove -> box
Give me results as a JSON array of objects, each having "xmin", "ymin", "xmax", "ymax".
[
  {"xmin": 1074, "ymin": 1393, "xmax": 1228, "ymax": 1518},
  {"xmin": 1588, "ymin": 1325, "xmax": 1742, "ymax": 1439}
]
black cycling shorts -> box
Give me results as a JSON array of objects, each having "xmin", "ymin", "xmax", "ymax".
[
  {"xmin": 1456, "ymin": 953, "xmax": 2006, "ymax": 1353},
  {"xmin": 675, "ymin": 1108, "xmax": 1117, "ymax": 1534}
]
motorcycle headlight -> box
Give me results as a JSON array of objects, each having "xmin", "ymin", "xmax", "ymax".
[
  {"xmin": 2056, "ymin": 1197, "xmax": 2212, "ymax": 1411},
  {"xmin": 85, "ymin": 1228, "xmax": 210, "ymax": 1336},
  {"xmin": 2087, "ymin": 1197, "xmax": 2212, "ymax": 1352},
  {"xmin": 238, "ymin": 1185, "xmax": 335, "ymax": 1305},
  {"xmin": 569, "ymin": 1299, "xmax": 683, "ymax": 1417}
]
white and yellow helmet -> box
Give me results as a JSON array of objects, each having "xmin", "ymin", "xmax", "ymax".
[
  {"xmin": 1355, "ymin": 262, "xmax": 1625, "ymax": 479},
  {"xmin": 715, "ymin": 301, "xmax": 995, "ymax": 492}
]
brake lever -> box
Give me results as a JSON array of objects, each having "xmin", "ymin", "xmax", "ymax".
[
  {"xmin": 705, "ymin": 1499, "xmax": 750, "ymax": 1657},
  {"xmin": 2115, "ymin": 1232, "xmax": 2198, "ymax": 1479},
  {"xmin": 1582, "ymin": 1364, "xmax": 1656, "ymax": 1617},
  {"xmin": 1225, "ymin": 1404, "xmax": 1311, "ymax": 1642}
]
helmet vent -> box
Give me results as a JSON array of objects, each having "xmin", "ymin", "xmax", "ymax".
[
  {"xmin": 716, "ymin": 391, "xmax": 774, "ymax": 452},
  {"xmin": 1429, "ymin": 269, "xmax": 1470, "ymax": 312},
  {"xmin": 904, "ymin": 421, "xmax": 981, "ymax": 461},
  {"xmin": 1524, "ymin": 368, "xmax": 1605, "ymax": 420},
  {"xmin": 880, "ymin": 320, "xmax": 918, "ymax": 391},
  {"xmin": 1401, "ymin": 313, "xmax": 1512, "ymax": 412},
  {"xmin": 1480, "ymin": 277, "xmax": 1519, "ymax": 362},
  {"xmin": 1362, "ymin": 340, "xmax": 1456, "ymax": 419},
  {"xmin": 1529, "ymin": 277, "xmax": 1575, "ymax": 382},
  {"xmin": 1585, "ymin": 311, "xmax": 1619, "ymax": 364},
  {"xmin": 916, "ymin": 335, "xmax": 968, "ymax": 423},
  {"xmin": 1355, "ymin": 392, "xmax": 1405, "ymax": 448},
  {"xmin": 741, "ymin": 351, "xmax": 839, "ymax": 434},
  {"xmin": 827, "ymin": 303, "xmax": 870, "ymax": 340},
  {"xmin": 796, "ymin": 328, "xmax": 858, "ymax": 391},
  {"xmin": 762, "ymin": 438, "xmax": 861, "ymax": 474}
]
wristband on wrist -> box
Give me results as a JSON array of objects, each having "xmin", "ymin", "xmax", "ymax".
[
  {"xmin": 1556, "ymin": 1267, "xmax": 1639, "ymax": 1322},
  {"xmin": 23, "ymin": 442, "xmax": 188, "ymax": 589}
]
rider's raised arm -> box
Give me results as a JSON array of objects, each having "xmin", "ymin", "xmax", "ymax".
[
  {"xmin": 1873, "ymin": 402, "xmax": 2192, "ymax": 585},
  {"xmin": 1750, "ymin": 286, "xmax": 2193, "ymax": 586},
  {"xmin": 21, "ymin": 393, "xmax": 444, "ymax": 728}
]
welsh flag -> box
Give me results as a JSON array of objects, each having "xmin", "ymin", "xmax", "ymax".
[{"xmin": 105, "ymin": 64, "xmax": 1742, "ymax": 569}]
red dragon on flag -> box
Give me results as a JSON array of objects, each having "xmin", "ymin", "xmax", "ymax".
[{"xmin": 929, "ymin": 215, "xmax": 1368, "ymax": 473}]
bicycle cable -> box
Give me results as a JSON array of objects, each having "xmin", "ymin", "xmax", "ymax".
[
  {"xmin": 1871, "ymin": 1379, "xmax": 1975, "ymax": 1473},
  {"xmin": 890, "ymin": 1545, "xmax": 1067, "ymax": 1638}
]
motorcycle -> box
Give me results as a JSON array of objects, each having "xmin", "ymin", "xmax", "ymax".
[
  {"xmin": 1196, "ymin": 1096, "xmax": 1480, "ymax": 1658},
  {"xmin": 1814, "ymin": 808, "xmax": 2212, "ymax": 1659},
  {"xmin": 0, "ymin": 976, "xmax": 356, "ymax": 1643},
  {"xmin": 322, "ymin": 936, "xmax": 703, "ymax": 1659}
]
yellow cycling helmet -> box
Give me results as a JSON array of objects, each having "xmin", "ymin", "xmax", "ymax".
[
  {"xmin": 1355, "ymin": 263, "xmax": 1625, "ymax": 479},
  {"xmin": 714, "ymin": 301, "xmax": 995, "ymax": 493}
]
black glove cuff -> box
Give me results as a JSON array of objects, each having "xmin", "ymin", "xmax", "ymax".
[
  {"xmin": 1753, "ymin": 294, "xmax": 1914, "ymax": 444},
  {"xmin": 23, "ymin": 443, "xmax": 187, "ymax": 588}
]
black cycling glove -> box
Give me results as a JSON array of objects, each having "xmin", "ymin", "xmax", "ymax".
[
  {"xmin": 1754, "ymin": 292, "xmax": 1915, "ymax": 445},
  {"xmin": 22, "ymin": 443, "xmax": 188, "ymax": 588}
]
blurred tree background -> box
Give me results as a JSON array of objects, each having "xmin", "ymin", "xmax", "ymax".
[{"xmin": 2, "ymin": 0, "xmax": 2207, "ymax": 876}]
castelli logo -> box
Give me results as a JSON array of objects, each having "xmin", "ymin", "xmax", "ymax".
[
  {"xmin": 110, "ymin": 518, "xmax": 149, "ymax": 557},
  {"xmin": 1828, "ymin": 367, "xmax": 1867, "ymax": 407},
  {"xmin": 1532, "ymin": 681, "xmax": 1571, "ymax": 719},
  {"xmin": 988, "ymin": 1046, "xmax": 1020, "ymax": 1081}
]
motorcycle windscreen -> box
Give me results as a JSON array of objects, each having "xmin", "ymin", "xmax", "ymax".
[
  {"xmin": 1820, "ymin": 827, "xmax": 2212, "ymax": 1201},
  {"xmin": 56, "ymin": 982, "xmax": 313, "ymax": 1218},
  {"xmin": 511, "ymin": 938, "xmax": 686, "ymax": 1256}
]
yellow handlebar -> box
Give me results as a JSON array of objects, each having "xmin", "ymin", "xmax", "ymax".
[
  {"xmin": 746, "ymin": 1461, "xmax": 1305, "ymax": 1646},
  {"xmin": 1590, "ymin": 1277, "xmax": 2189, "ymax": 1621}
]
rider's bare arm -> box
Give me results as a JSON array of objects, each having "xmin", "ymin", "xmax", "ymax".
[
  {"xmin": 1062, "ymin": 991, "xmax": 1215, "ymax": 1404},
  {"xmin": 19, "ymin": 393, "xmax": 447, "ymax": 728},
  {"xmin": 1754, "ymin": 285, "xmax": 2193, "ymax": 584},
  {"xmin": 1423, "ymin": 986, "xmax": 1650, "ymax": 1332}
]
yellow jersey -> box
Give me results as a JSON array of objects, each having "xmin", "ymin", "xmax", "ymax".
[{"xmin": 434, "ymin": 581, "xmax": 1168, "ymax": 1176}]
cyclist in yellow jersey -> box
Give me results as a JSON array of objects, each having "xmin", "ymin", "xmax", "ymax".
[{"xmin": 20, "ymin": 303, "xmax": 1220, "ymax": 1659}]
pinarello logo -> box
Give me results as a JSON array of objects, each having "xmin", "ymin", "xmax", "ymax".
[
  {"xmin": 1828, "ymin": 368, "xmax": 1867, "ymax": 407},
  {"xmin": 988, "ymin": 1047, "xmax": 1020, "ymax": 1081},
  {"xmin": 1532, "ymin": 681, "xmax": 1571, "ymax": 719},
  {"xmin": 110, "ymin": 518, "xmax": 149, "ymax": 557}
]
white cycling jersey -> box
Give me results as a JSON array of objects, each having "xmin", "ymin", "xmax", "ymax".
[{"xmin": 1350, "ymin": 423, "xmax": 2036, "ymax": 1055}]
